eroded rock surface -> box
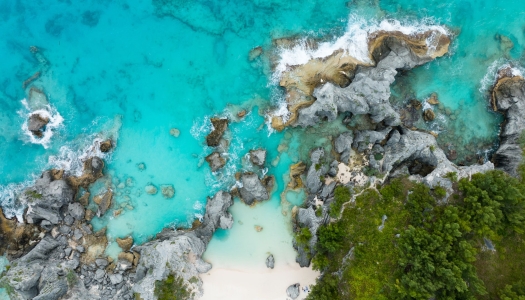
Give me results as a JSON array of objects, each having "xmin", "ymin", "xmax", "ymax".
[{"xmin": 206, "ymin": 118, "xmax": 228, "ymax": 147}]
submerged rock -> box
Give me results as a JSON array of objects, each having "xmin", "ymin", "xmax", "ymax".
[
  {"xmin": 169, "ymin": 128, "xmax": 181, "ymax": 137},
  {"xmin": 249, "ymin": 148, "xmax": 267, "ymax": 166},
  {"xmin": 239, "ymin": 172, "xmax": 269, "ymax": 205},
  {"xmin": 144, "ymin": 184, "xmax": 158, "ymax": 195},
  {"xmin": 93, "ymin": 190, "xmax": 113, "ymax": 216},
  {"xmin": 116, "ymin": 236, "xmax": 134, "ymax": 252},
  {"xmin": 160, "ymin": 184, "xmax": 175, "ymax": 199},
  {"xmin": 206, "ymin": 117, "xmax": 228, "ymax": 147},
  {"xmin": 491, "ymin": 68, "xmax": 525, "ymax": 176},
  {"xmin": 288, "ymin": 162, "xmax": 306, "ymax": 189},
  {"xmin": 28, "ymin": 113, "xmax": 49, "ymax": 137},
  {"xmin": 205, "ymin": 152, "xmax": 227, "ymax": 172},
  {"xmin": 427, "ymin": 92, "xmax": 440, "ymax": 105}
]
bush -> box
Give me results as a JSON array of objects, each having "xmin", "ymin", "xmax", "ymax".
[
  {"xmin": 329, "ymin": 186, "xmax": 351, "ymax": 218},
  {"xmin": 154, "ymin": 274, "xmax": 191, "ymax": 300},
  {"xmin": 296, "ymin": 227, "xmax": 312, "ymax": 247}
]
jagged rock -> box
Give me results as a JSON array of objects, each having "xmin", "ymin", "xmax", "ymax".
[
  {"xmin": 99, "ymin": 139, "xmax": 113, "ymax": 152},
  {"xmin": 239, "ymin": 172, "xmax": 269, "ymax": 205},
  {"xmin": 160, "ymin": 184, "xmax": 175, "ymax": 199},
  {"xmin": 273, "ymin": 29, "xmax": 450, "ymax": 130},
  {"xmin": 206, "ymin": 118, "xmax": 228, "ymax": 147},
  {"xmin": 67, "ymin": 157, "xmax": 104, "ymax": 189},
  {"xmin": 68, "ymin": 203, "xmax": 85, "ymax": 221},
  {"xmin": 334, "ymin": 132, "xmax": 353, "ymax": 163},
  {"xmin": 117, "ymin": 236, "xmax": 134, "ymax": 252},
  {"xmin": 132, "ymin": 190, "xmax": 233, "ymax": 299},
  {"xmin": 93, "ymin": 190, "xmax": 112, "ymax": 216},
  {"xmin": 288, "ymin": 162, "xmax": 306, "ymax": 189},
  {"xmin": 491, "ymin": 68, "xmax": 525, "ymax": 176},
  {"xmin": 205, "ymin": 152, "xmax": 227, "ymax": 172},
  {"xmin": 249, "ymin": 149, "xmax": 267, "ymax": 166},
  {"xmin": 423, "ymin": 109, "xmax": 435, "ymax": 121},
  {"xmin": 0, "ymin": 208, "xmax": 42, "ymax": 259},
  {"xmin": 286, "ymin": 283, "xmax": 300, "ymax": 299},
  {"xmin": 28, "ymin": 113, "xmax": 49, "ymax": 137},
  {"xmin": 306, "ymin": 148, "xmax": 325, "ymax": 194},
  {"xmin": 353, "ymin": 128, "xmax": 391, "ymax": 153},
  {"xmin": 266, "ymin": 254, "xmax": 275, "ymax": 269},
  {"xmin": 109, "ymin": 274, "xmax": 123, "ymax": 285}
]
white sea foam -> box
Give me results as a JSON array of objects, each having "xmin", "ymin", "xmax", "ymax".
[
  {"xmin": 272, "ymin": 15, "xmax": 448, "ymax": 83},
  {"xmin": 0, "ymin": 180, "xmax": 35, "ymax": 220},
  {"xmin": 19, "ymin": 99, "xmax": 64, "ymax": 149},
  {"xmin": 479, "ymin": 59, "xmax": 525, "ymax": 94},
  {"xmin": 191, "ymin": 116, "xmax": 212, "ymax": 141}
]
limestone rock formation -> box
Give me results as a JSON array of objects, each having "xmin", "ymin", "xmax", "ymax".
[
  {"xmin": 491, "ymin": 68, "xmax": 525, "ymax": 176},
  {"xmin": 206, "ymin": 118, "xmax": 228, "ymax": 147},
  {"xmin": 205, "ymin": 152, "xmax": 227, "ymax": 172},
  {"xmin": 239, "ymin": 172, "xmax": 269, "ymax": 205},
  {"xmin": 249, "ymin": 149, "xmax": 267, "ymax": 166},
  {"xmin": 28, "ymin": 113, "xmax": 49, "ymax": 137}
]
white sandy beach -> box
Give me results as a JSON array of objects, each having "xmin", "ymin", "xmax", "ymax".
[{"xmin": 200, "ymin": 263, "xmax": 319, "ymax": 300}]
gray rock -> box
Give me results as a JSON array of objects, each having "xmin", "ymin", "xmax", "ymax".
[
  {"xmin": 239, "ymin": 172, "xmax": 269, "ymax": 205},
  {"xmin": 94, "ymin": 269, "xmax": 105, "ymax": 280},
  {"xmin": 64, "ymin": 248, "xmax": 72, "ymax": 257},
  {"xmin": 109, "ymin": 274, "xmax": 123, "ymax": 285},
  {"xmin": 266, "ymin": 254, "xmax": 275, "ymax": 269},
  {"xmin": 28, "ymin": 113, "xmax": 49, "ymax": 136},
  {"xmin": 286, "ymin": 283, "xmax": 300, "ymax": 299},
  {"xmin": 249, "ymin": 149, "xmax": 267, "ymax": 166},
  {"xmin": 68, "ymin": 202, "xmax": 85, "ymax": 221},
  {"xmin": 353, "ymin": 128, "xmax": 391, "ymax": 153},
  {"xmin": 334, "ymin": 132, "xmax": 353, "ymax": 163},
  {"xmin": 491, "ymin": 70, "xmax": 525, "ymax": 176},
  {"xmin": 205, "ymin": 152, "xmax": 227, "ymax": 172},
  {"xmin": 195, "ymin": 191, "xmax": 234, "ymax": 244},
  {"xmin": 96, "ymin": 258, "xmax": 109, "ymax": 268},
  {"xmin": 306, "ymin": 149, "xmax": 325, "ymax": 194}
]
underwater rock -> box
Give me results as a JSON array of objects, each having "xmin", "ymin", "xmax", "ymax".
[
  {"xmin": 286, "ymin": 283, "xmax": 300, "ymax": 299},
  {"xmin": 205, "ymin": 152, "xmax": 227, "ymax": 172},
  {"xmin": 28, "ymin": 113, "xmax": 49, "ymax": 137},
  {"xmin": 93, "ymin": 190, "xmax": 113, "ymax": 216},
  {"xmin": 160, "ymin": 184, "xmax": 175, "ymax": 199},
  {"xmin": 271, "ymin": 28, "xmax": 450, "ymax": 130},
  {"xmin": 22, "ymin": 72, "xmax": 41, "ymax": 89},
  {"xmin": 266, "ymin": 254, "xmax": 275, "ymax": 269},
  {"xmin": 237, "ymin": 110, "xmax": 247, "ymax": 118},
  {"xmin": 496, "ymin": 33, "xmax": 514, "ymax": 53},
  {"xmin": 169, "ymin": 128, "xmax": 180, "ymax": 137},
  {"xmin": 145, "ymin": 184, "xmax": 158, "ymax": 195},
  {"xmin": 116, "ymin": 236, "xmax": 134, "ymax": 252},
  {"xmin": 410, "ymin": 99, "xmax": 422, "ymax": 110},
  {"xmin": 288, "ymin": 162, "xmax": 306, "ymax": 189},
  {"xmin": 78, "ymin": 192, "xmax": 90, "ymax": 206},
  {"xmin": 249, "ymin": 46, "xmax": 263, "ymax": 61},
  {"xmin": 239, "ymin": 172, "xmax": 269, "ymax": 205},
  {"xmin": 254, "ymin": 225, "xmax": 263, "ymax": 232},
  {"xmin": 423, "ymin": 108, "xmax": 435, "ymax": 121},
  {"xmin": 99, "ymin": 139, "xmax": 113, "ymax": 152},
  {"xmin": 206, "ymin": 117, "xmax": 228, "ymax": 147},
  {"xmin": 427, "ymin": 93, "xmax": 440, "ymax": 105},
  {"xmin": 249, "ymin": 148, "xmax": 267, "ymax": 166},
  {"xmin": 491, "ymin": 67, "xmax": 525, "ymax": 176}
]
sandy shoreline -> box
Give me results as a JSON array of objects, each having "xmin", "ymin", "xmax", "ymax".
[{"xmin": 200, "ymin": 263, "xmax": 320, "ymax": 300}]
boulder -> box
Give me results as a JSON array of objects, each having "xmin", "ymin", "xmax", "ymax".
[
  {"xmin": 145, "ymin": 184, "xmax": 158, "ymax": 195},
  {"xmin": 206, "ymin": 118, "xmax": 228, "ymax": 147},
  {"xmin": 288, "ymin": 162, "xmax": 306, "ymax": 189},
  {"xmin": 286, "ymin": 283, "xmax": 300, "ymax": 299},
  {"xmin": 423, "ymin": 109, "xmax": 435, "ymax": 121},
  {"xmin": 93, "ymin": 190, "xmax": 112, "ymax": 216},
  {"xmin": 205, "ymin": 152, "xmax": 227, "ymax": 172},
  {"xmin": 68, "ymin": 203, "xmax": 85, "ymax": 221},
  {"xmin": 239, "ymin": 172, "xmax": 269, "ymax": 205},
  {"xmin": 249, "ymin": 149, "xmax": 267, "ymax": 166},
  {"xmin": 99, "ymin": 139, "xmax": 113, "ymax": 152},
  {"xmin": 266, "ymin": 254, "xmax": 275, "ymax": 269},
  {"xmin": 334, "ymin": 132, "xmax": 353, "ymax": 163},
  {"xmin": 116, "ymin": 236, "xmax": 134, "ymax": 252},
  {"xmin": 28, "ymin": 113, "xmax": 49, "ymax": 137}
]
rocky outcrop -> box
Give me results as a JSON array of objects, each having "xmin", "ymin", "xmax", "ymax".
[
  {"xmin": 99, "ymin": 139, "xmax": 113, "ymax": 153},
  {"xmin": 132, "ymin": 191, "xmax": 233, "ymax": 299},
  {"xmin": 93, "ymin": 190, "xmax": 113, "ymax": 216},
  {"xmin": 288, "ymin": 162, "xmax": 306, "ymax": 189},
  {"xmin": 0, "ymin": 208, "xmax": 43, "ymax": 259},
  {"xmin": 205, "ymin": 152, "xmax": 227, "ymax": 172},
  {"xmin": 423, "ymin": 108, "xmax": 435, "ymax": 121},
  {"xmin": 28, "ymin": 113, "xmax": 49, "ymax": 137},
  {"xmin": 334, "ymin": 132, "xmax": 353, "ymax": 163},
  {"xmin": 286, "ymin": 283, "xmax": 300, "ymax": 299},
  {"xmin": 305, "ymin": 148, "xmax": 326, "ymax": 194},
  {"xmin": 67, "ymin": 157, "xmax": 104, "ymax": 189},
  {"xmin": 271, "ymin": 29, "xmax": 450, "ymax": 130},
  {"xmin": 249, "ymin": 149, "xmax": 267, "ymax": 166},
  {"xmin": 206, "ymin": 118, "xmax": 228, "ymax": 147},
  {"xmin": 266, "ymin": 254, "xmax": 275, "ymax": 269},
  {"xmin": 491, "ymin": 68, "xmax": 525, "ymax": 176},
  {"xmin": 116, "ymin": 236, "xmax": 134, "ymax": 252},
  {"xmin": 239, "ymin": 172, "xmax": 270, "ymax": 205}
]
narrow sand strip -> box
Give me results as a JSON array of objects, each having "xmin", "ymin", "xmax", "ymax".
[{"xmin": 200, "ymin": 264, "xmax": 319, "ymax": 300}]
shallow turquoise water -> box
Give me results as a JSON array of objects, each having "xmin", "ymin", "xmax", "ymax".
[{"xmin": 0, "ymin": 0, "xmax": 524, "ymax": 264}]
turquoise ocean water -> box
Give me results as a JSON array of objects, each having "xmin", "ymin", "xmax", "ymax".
[{"xmin": 0, "ymin": 0, "xmax": 524, "ymax": 271}]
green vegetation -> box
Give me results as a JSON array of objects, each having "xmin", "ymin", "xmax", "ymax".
[
  {"xmin": 329, "ymin": 186, "xmax": 351, "ymax": 218},
  {"xmin": 154, "ymin": 274, "xmax": 192, "ymax": 300},
  {"xmin": 306, "ymin": 171, "xmax": 525, "ymax": 300},
  {"xmin": 444, "ymin": 171, "xmax": 458, "ymax": 182},
  {"xmin": 66, "ymin": 270, "xmax": 78, "ymax": 286},
  {"xmin": 296, "ymin": 227, "xmax": 313, "ymax": 247},
  {"xmin": 25, "ymin": 190, "xmax": 42, "ymax": 199},
  {"xmin": 374, "ymin": 153, "xmax": 384, "ymax": 161}
]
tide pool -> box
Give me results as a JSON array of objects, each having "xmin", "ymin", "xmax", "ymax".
[{"xmin": 1, "ymin": 0, "xmax": 524, "ymax": 271}]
